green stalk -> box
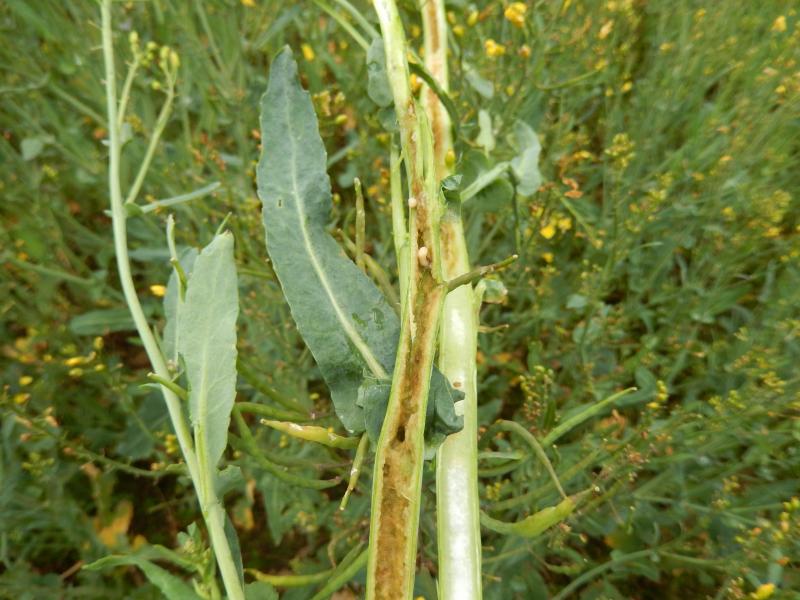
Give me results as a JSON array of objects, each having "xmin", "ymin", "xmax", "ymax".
[
  {"xmin": 367, "ymin": 1, "xmax": 446, "ymax": 597},
  {"xmin": 310, "ymin": 0, "xmax": 370, "ymax": 51},
  {"xmin": 354, "ymin": 177, "xmax": 367, "ymax": 273},
  {"xmin": 390, "ymin": 143, "xmax": 410, "ymax": 300},
  {"xmin": 419, "ymin": 1, "xmax": 483, "ymax": 597},
  {"xmin": 123, "ymin": 78, "xmax": 175, "ymax": 206},
  {"xmin": 100, "ymin": 5, "xmax": 243, "ymax": 599}
]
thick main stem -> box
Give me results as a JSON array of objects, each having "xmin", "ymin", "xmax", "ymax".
[
  {"xmin": 420, "ymin": 1, "xmax": 483, "ymax": 598},
  {"xmin": 100, "ymin": 4, "xmax": 243, "ymax": 599},
  {"xmin": 367, "ymin": 1, "xmax": 446, "ymax": 598}
]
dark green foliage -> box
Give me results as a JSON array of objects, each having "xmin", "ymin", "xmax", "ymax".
[
  {"xmin": 257, "ymin": 48, "xmax": 462, "ymax": 442},
  {"xmin": 1, "ymin": 0, "xmax": 798, "ymax": 598}
]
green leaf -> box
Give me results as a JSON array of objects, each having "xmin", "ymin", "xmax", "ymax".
[
  {"xmin": 475, "ymin": 109, "xmax": 495, "ymax": 153},
  {"xmin": 357, "ymin": 376, "xmax": 392, "ymax": 443},
  {"xmin": 510, "ymin": 120, "xmax": 542, "ymax": 196},
  {"xmin": 216, "ymin": 464, "xmax": 245, "ymax": 498},
  {"xmin": 566, "ymin": 293, "xmax": 588, "ymax": 310},
  {"xmin": 309, "ymin": 546, "xmax": 368, "ymax": 600},
  {"xmin": 163, "ymin": 247, "xmax": 198, "ymax": 364},
  {"xmin": 257, "ymin": 47, "xmax": 463, "ymax": 440},
  {"xmin": 441, "ymin": 174, "xmax": 463, "ymax": 203},
  {"xmin": 366, "ymin": 38, "xmax": 393, "ymax": 108},
  {"xmin": 244, "ymin": 581, "xmax": 279, "ymax": 600},
  {"xmin": 477, "ymin": 278, "xmax": 508, "ymax": 305},
  {"xmin": 20, "ymin": 135, "xmax": 53, "ymax": 160},
  {"xmin": 224, "ymin": 514, "xmax": 245, "ymax": 588},
  {"xmin": 426, "ymin": 369, "xmax": 465, "ymax": 445},
  {"xmin": 464, "ymin": 62, "xmax": 494, "ymax": 98},
  {"xmin": 177, "ymin": 233, "xmax": 239, "ymax": 470},
  {"xmin": 83, "ymin": 555, "xmax": 199, "ymax": 600},
  {"xmin": 69, "ymin": 307, "xmax": 136, "ymax": 335}
]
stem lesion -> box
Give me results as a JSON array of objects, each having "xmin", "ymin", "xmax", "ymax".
[{"xmin": 367, "ymin": 1, "xmax": 448, "ymax": 598}]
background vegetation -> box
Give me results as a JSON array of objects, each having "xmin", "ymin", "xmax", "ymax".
[{"xmin": 1, "ymin": 0, "xmax": 799, "ymax": 598}]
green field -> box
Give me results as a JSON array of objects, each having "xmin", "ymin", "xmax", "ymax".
[{"xmin": 1, "ymin": 1, "xmax": 799, "ymax": 598}]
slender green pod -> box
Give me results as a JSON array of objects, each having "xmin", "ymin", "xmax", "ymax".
[
  {"xmin": 481, "ymin": 496, "xmax": 576, "ymax": 538},
  {"xmin": 259, "ymin": 420, "xmax": 361, "ymax": 449}
]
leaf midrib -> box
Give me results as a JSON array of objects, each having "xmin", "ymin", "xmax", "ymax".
[
  {"xmin": 282, "ymin": 83, "xmax": 389, "ymax": 381},
  {"xmin": 191, "ymin": 241, "xmax": 228, "ymax": 469}
]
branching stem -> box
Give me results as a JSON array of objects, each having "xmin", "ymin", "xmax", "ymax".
[
  {"xmin": 419, "ymin": 1, "xmax": 483, "ymax": 598},
  {"xmin": 100, "ymin": 4, "xmax": 243, "ymax": 598},
  {"xmin": 367, "ymin": 1, "xmax": 447, "ymax": 597}
]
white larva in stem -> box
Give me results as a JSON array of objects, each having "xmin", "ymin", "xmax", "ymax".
[
  {"xmin": 417, "ymin": 245, "xmax": 430, "ymax": 267},
  {"xmin": 408, "ymin": 196, "xmax": 418, "ymax": 209}
]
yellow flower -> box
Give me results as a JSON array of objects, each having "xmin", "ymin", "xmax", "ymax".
[
  {"xmin": 518, "ymin": 44, "xmax": 531, "ymax": 58},
  {"xmin": 542, "ymin": 252, "xmax": 554, "ymax": 263},
  {"xmin": 540, "ymin": 222, "xmax": 556, "ymax": 239},
  {"xmin": 752, "ymin": 583, "xmax": 775, "ymax": 600},
  {"xmin": 241, "ymin": 0, "xmax": 255, "ymax": 6},
  {"xmin": 598, "ymin": 20, "xmax": 614, "ymax": 40},
  {"xmin": 484, "ymin": 39, "xmax": 506, "ymax": 58},
  {"xmin": 301, "ymin": 43, "xmax": 315, "ymax": 62},
  {"xmin": 149, "ymin": 284, "xmax": 166, "ymax": 297},
  {"xmin": 467, "ymin": 10, "xmax": 479, "ymax": 26},
  {"xmin": 504, "ymin": 3, "xmax": 527, "ymax": 28},
  {"xmin": 771, "ymin": 16, "xmax": 787, "ymax": 33},
  {"xmin": 19, "ymin": 375, "xmax": 33, "ymax": 386},
  {"xmin": 410, "ymin": 73, "xmax": 422, "ymax": 93}
]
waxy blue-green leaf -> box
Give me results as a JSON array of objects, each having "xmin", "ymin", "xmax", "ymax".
[
  {"xmin": 257, "ymin": 47, "xmax": 462, "ymax": 439},
  {"xmin": 163, "ymin": 247, "xmax": 198, "ymax": 364},
  {"xmin": 510, "ymin": 120, "xmax": 542, "ymax": 196},
  {"xmin": 177, "ymin": 233, "xmax": 239, "ymax": 470},
  {"xmin": 84, "ymin": 554, "xmax": 199, "ymax": 600},
  {"xmin": 366, "ymin": 38, "xmax": 393, "ymax": 108}
]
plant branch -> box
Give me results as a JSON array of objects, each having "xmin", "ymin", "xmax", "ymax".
[
  {"xmin": 354, "ymin": 177, "xmax": 366, "ymax": 273},
  {"xmin": 123, "ymin": 79, "xmax": 175, "ymax": 206},
  {"xmin": 446, "ymin": 254, "xmax": 518, "ymax": 292},
  {"xmin": 418, "ymin": 1, "xmax": 483, "ymax": 598},
  {"xmin": 100, "ymin": 5, "xmax": 243, "ymax": 599},
  {"xmin": 367, "ymin": 1, "xmax": 447, "ymax": 597}
]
